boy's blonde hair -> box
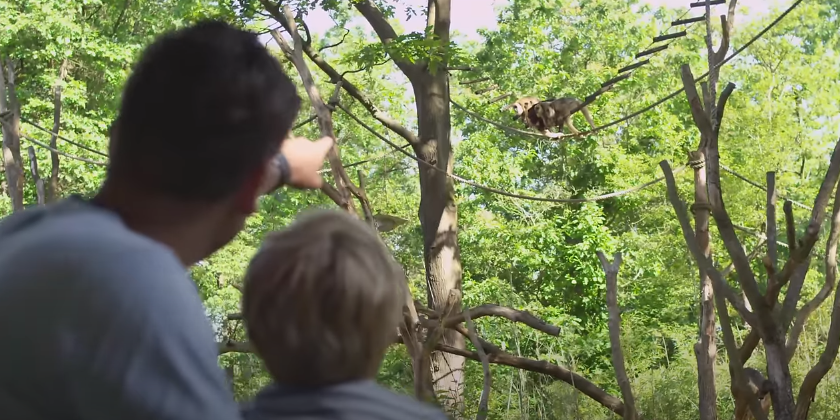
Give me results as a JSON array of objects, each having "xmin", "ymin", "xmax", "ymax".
[{"xmin": 242, "ymin": 209, "xmax": 406, "ymax": 386}]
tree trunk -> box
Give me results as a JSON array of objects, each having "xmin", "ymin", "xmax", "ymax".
[
  {"xmin": 0, "ymin": 58, "xmax": 25, "ymax": 212},
  {"xmin": 47, "ymin": 59, "xmax": 69, "ymax": 203},
  {"xmin": 413, "ymin": 71, "xmax": 465, "ymax": 413},
  {"xmin": 764, "ymin": 335, "xmax": 795, "ymax": 419},
  {"xmin": 690, "ymin": 150, "xmax": 717, "ymax": 420}
]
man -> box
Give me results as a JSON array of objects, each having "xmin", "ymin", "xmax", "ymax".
[{"xmin": 0, "ymin": 21, "xmax": 332, "ymax": 419}]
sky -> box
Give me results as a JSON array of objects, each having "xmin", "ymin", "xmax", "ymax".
[{"xmin": 294, "ymin": 0, "xmax": 787, "ymax": 41}]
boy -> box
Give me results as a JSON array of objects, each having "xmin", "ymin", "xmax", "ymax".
[{"xmin": 240, "ymin": 209, "xmax": 449, "ymax": 419}]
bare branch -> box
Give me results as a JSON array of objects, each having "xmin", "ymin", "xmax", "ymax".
[
  {"xmin": 773, "ymin": 138, "xmax": 840, "ymax": 319},
  {"xmin": 787, "ymin": 177, "xmax": 840, "ymax": 361},
  {"xmin": 660, "ymin": 159, "xmax": 756, "ymax": 323},
  {"xmin": 767, "ymin": 172, "xmax": 779, "ymax": 275},
  {"xmin": 259, "ymin": 0, "xmax": 419, "ymax": 146},
  {"xmin": 741, "ymin": 201, "xmax": 800, "ymax": 364},
  {"xmin": 795, "ymin": 199, "xmax": 840, "ymax": 418},
  {"xmin": 269, "ymin": 7, "xmax": 357, "ymax": 214},
  {"xmin": 597, "ymin": 251, "xmax": 637, "ymax": 420},
  {"xmin": 436, "ymin": 343, "xmax": 626, "ymax": 417},
  {"xmin": 319, "ymin": 28, "xmax": 351, "ymax": 52},
  {"xmin": 26, "ymin": 146, "xmax": 44, "ymax": 205},
  {"xmin": 438, "ymin": 304, "xmax": 560, "ymax": 336},
  {"xmin": 680, "ymin": 64, "xmax": 713, "ymax": 139},
  {"xmin": 463, "ymin": 307, "xmax": 490, "ymax": 420}
]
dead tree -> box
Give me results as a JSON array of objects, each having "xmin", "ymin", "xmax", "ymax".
[
  {"xmin": 680, "ymin": 1, "xmax": 741, "ymax": 418},
  {"xmin": 597, "ymin": 251, "xmax": 639, "ymax": 420},
  {"xmin": 0, "ymin": 58, "xmax": 24, "ymax": 212}
]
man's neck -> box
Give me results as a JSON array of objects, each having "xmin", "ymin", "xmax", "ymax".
[{"xmin": 91, "ymin": 181, "xmax": 218, "ymax": 266}]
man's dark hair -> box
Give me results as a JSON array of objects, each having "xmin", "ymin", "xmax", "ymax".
[{"xmin": 110, "ymin": 20, "xmax": 301, "ymax": 200}]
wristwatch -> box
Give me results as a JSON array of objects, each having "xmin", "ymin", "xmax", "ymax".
[{"xmin": 272, "ymin": 153, "xmax": 291, "ymax": 190}]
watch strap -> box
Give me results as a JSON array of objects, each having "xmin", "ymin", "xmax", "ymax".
[{"xmin": 272, "ymin": 153, "xmax": 291, "ymax": 189}]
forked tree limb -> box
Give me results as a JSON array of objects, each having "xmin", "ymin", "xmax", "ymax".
[
  {"xmin": 660, "ymin": 159, "xmax": 756, "ymax": 324},
  {"xmin": 259, "ymin": 0, "xmax": 420, "ymax": 147},
  {"xmin": 786, "ymin": 178, "xmax": 840, "ymax": 361},
  {"xmin": 795, "ymin": 255, "xmax": 840, "ymax": 419},
  {"xmin": 795, "ymin": 163, "xmax": 840, "ymax": 416},
  {"xmin": 679, "ymin": 65, "xmax": 713, "ymax": 140},
  {"xmin": 740, "ymin": 201, "xmax": 798, "ymax": 364},
  {"xmin": 269, "ymin": 9, "xmax": 357, "ymax": 213},
  {"xmin": 692, "ymin": 79, "xmax": 767, "ymax": 323},
  {"xmin": 784, "ymin": 201, "xmax": 797, "ymax": 253},
  {"xmin": 597, "ymin": 251, "xmax": 637, "ymax": 420},
  {"xmin": 464, "ymin": 307, "xmax": 491, "ymax": 420},
  {"xmin": 768, "ymin": 138, "xmax": 840, "ymax": 304}
]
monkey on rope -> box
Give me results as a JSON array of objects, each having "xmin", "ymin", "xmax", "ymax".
[
  {"xmin": 502, "ymin": 96, "xmax": 542, "ymax": 126},
  {"xmin": 532, "ymin": 97, "xmax": 596, "ymax": 136}
]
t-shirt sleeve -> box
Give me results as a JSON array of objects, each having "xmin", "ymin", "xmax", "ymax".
[{"xmin": 62, "ymin": 246, "xmax": 242, "ymax": 420}]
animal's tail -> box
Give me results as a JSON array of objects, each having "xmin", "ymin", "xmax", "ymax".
[{"xmin": 581, "ymin": 107, "xmax": 596, "ymax": 130}]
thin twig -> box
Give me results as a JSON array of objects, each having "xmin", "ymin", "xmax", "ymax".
[{"xmin": 464, "ymin": 307, "xmax": 491, "ymax": 420}]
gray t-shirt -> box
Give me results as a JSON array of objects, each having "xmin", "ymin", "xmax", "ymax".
[
  {"xmin": 0, "ymin": 197, "xmax": 241, "ymax": 420},
  {"xmin": 241, "ymin": 381, "xmax": 449, "ymax": 420}
]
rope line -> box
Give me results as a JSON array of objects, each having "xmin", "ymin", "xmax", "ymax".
[
  {"xmin": 337, "ymin": 102, "xmax": 687, "ymax": 204},
  {"xmin": 25, "ymin": 117, "xmax": 811, "ymax": 212},
  {"xmin": 20, "ymin": 113, "xmax": 319, "ymax": 161},
  {"xmin": 20, "ymin": 117, "xmax": 109, "ymax": 157},
  {"xmin": 719, "ymin": 163, "xmax": 813, "ymax": 211},
  {"xmin": 22, "ymin": 135, "xmax": 107, "ymax": 166},
  {"xmin": 453, "ymin": 0, "xmax": 805, "ymax": 141}
]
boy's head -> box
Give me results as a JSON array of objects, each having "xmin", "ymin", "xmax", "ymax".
[{"xmin": 242, "ymin": 209, "xmax": 406, "ymax": 387}]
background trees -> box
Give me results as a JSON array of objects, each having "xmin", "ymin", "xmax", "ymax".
[{"xmin": 3, "ymin": 0, "xmax": 840, "ymax": 418}]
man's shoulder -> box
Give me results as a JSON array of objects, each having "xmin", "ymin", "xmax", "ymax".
[
  {"xmin": 0, "ymin": 197, "xmax": 175, "ymax": 263},
  {"xmin": 0, "ymin": 197, "xmax": 193, "ymax": 322}
]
